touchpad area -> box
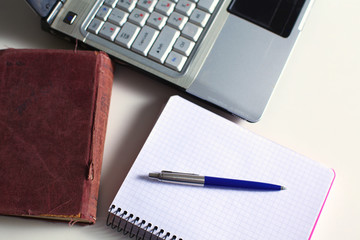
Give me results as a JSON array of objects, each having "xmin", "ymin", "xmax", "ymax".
[{"xmin": 228, "ymin": 0, "xmax": 306, "ymax": 37}]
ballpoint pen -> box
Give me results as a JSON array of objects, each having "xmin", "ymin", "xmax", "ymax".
[{"xmin": 148, "ymin": 171, "xmax": 286, "ymax": 191}]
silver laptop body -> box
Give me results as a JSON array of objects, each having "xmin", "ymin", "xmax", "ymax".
[{"xmin": 28, "ymin": 0, "xmax": 314, "ymax": 122}]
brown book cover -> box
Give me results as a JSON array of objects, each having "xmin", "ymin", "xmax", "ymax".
[{"xmin": 0, "ymin": 49, "xmax": 113, "ymax": 223}]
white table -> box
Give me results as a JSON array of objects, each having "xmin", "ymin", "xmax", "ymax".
[{"xmin": 1, "ymin": 1, "xmax": 359, "ymax": 239}]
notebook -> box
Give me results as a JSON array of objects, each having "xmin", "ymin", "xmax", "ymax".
[
  {"xmin": 107, "ymin": 96, "xmax": 335, "ymax": 239},
  {"xmin": 26, "ymin": 0, "xmax": 315, "ymax": 122}
]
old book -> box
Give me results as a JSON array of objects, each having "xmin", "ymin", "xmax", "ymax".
[{"xmin": 0, "ymin": 49, "xmax": 113, "ymax": 223}]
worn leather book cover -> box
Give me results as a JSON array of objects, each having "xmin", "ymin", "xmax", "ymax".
[{"xmin": 0, "ymin": 49, "xmax": 113, "ymax": 223}]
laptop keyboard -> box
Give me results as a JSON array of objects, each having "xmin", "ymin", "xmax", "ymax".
[{"xmin": 86, "ymin": 0, "xmax": 220, "ymax": 72}]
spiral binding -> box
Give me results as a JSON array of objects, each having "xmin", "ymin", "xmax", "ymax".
[{"xmin": 106, "ymin": 205, "xmax": 181, "ymax": 240}]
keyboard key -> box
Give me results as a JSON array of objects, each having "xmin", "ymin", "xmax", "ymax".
[
  {"xmin": 190, "ymin": 8, "xmax": 210, "ymax": 27},
  {"xmin": 108, "ymin": 8, "xmax": 129, "ymax": 26},
  {"xmin": 173, "ymin": 36, "xmax": 195, "ymax": 56},
  {"xmin": 104, "ymin": 0, "xmax": 118, "ymax": 8},
  {"xmin": 87, "ymin": 18, "xmax": 104, "ymax": 34},
  {"xmin": 176, "ymin": 0, "xmax": 196, "ymax": 16},
  {"xmin": 198, "ymin": 0, "xmax": 219, "ymax": 13},
  {"xmin": 155, "ymin": 0, "xmax": 175, "ymax": 16},
  {"xmin": 132, "ymin": 26, "xmax": 159, "ymax": 56},
  {"xmin": 182, "ymin": 22, "xmax": 202, "ymax": 41},
  {"xmin": 149, "ymin": 26, "xmax": 180, "ymax": 63},
  {"xmin": 165, "ymin": 51, "xmax": 187, "ymax": 71},
  {"xmin": 167, "ymin": 12, "xmax": 188, "ymax": 30},
  {"xmin": 96, "ymin": 5, "xmax": 112, "ymax": 21},
  {"xmin": 128, "ymin": 8, "xmax": 149, "ymax": 26},
  {"xmin": 99, "ymin": 22, "xmax": 120, "ymax": 41},
  {"xmin": 115, "ymin": 22, "xmax": 141, "ymax": 48},
  {"xmin": 117, "ymin": 0, "xmax": 137, "ymax": 12},
  {"xmin": 137, "ymin": 0, "xmax": 158, "ymax": 12},
  {"xmin": 147, "ymin": 12, "xmax": 168, "ymax": 30}
]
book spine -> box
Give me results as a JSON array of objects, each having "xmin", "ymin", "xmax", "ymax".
[{"xmin": 81, "ymin": 52, "xmax": 114, "ymax": 223}]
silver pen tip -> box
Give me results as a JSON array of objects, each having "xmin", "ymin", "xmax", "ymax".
[
  {"xmin": 149, "ymin": 172, "xmax": 160, "ymax": 178},
  {"xmin": 281, "ymin": 186, "xmax": 287, "ymax": 190}
]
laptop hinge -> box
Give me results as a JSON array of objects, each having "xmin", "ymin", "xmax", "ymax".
[{"xmin": 47, "ymin": 0, "xmax": 67, "ymax": 25}]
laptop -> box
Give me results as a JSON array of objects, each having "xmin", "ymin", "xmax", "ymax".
[{"xmin": 27, "ymin": 0, "xmax": 314, "ymax": 122}]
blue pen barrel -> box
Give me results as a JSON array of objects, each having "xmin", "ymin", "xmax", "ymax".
[{"xmin": 204, "ymin": 176, "xmax": 282, "ymax": 191}]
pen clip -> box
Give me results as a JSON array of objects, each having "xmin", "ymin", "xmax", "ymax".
[
  {"xmin": 161, "ymin": 170, "xmax": 200, "ymax": 176},
  {"xmin": 157, "ymin": 171, "xmax": 204, "ymax": 185}
]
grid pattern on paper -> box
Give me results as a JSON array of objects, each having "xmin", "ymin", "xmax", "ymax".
[{"xmin": 110, "ymin": 96, "xmax": 334, "ymax": 240}]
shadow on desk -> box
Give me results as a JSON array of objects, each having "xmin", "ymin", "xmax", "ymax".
[{"xmin": 0, "ymin": 1, "xmax": 74, "ymax": 50}]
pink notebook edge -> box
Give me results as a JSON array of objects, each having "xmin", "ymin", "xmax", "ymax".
[{"xmin": 308, "ymin": 168, "xmax": 336, "ymax": 239}]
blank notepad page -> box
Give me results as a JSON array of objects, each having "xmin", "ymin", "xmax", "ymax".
[{"xmin": 110, "ymin": 96, "xmax": 335, "ymax": 240}]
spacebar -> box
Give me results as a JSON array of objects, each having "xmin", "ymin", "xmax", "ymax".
[{"xmin": 148, "ymin": 26, "xmax": 180, "ymax": 64}]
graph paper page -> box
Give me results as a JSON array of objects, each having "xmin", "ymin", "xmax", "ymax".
[{"xmin": 110, "ymin": 96, "xmax": 335, "ymax": 240}]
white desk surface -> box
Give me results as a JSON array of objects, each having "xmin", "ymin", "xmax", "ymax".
[{"xmin": 1, "ymin": 1, "xmax": 359, "ymax": 239}]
